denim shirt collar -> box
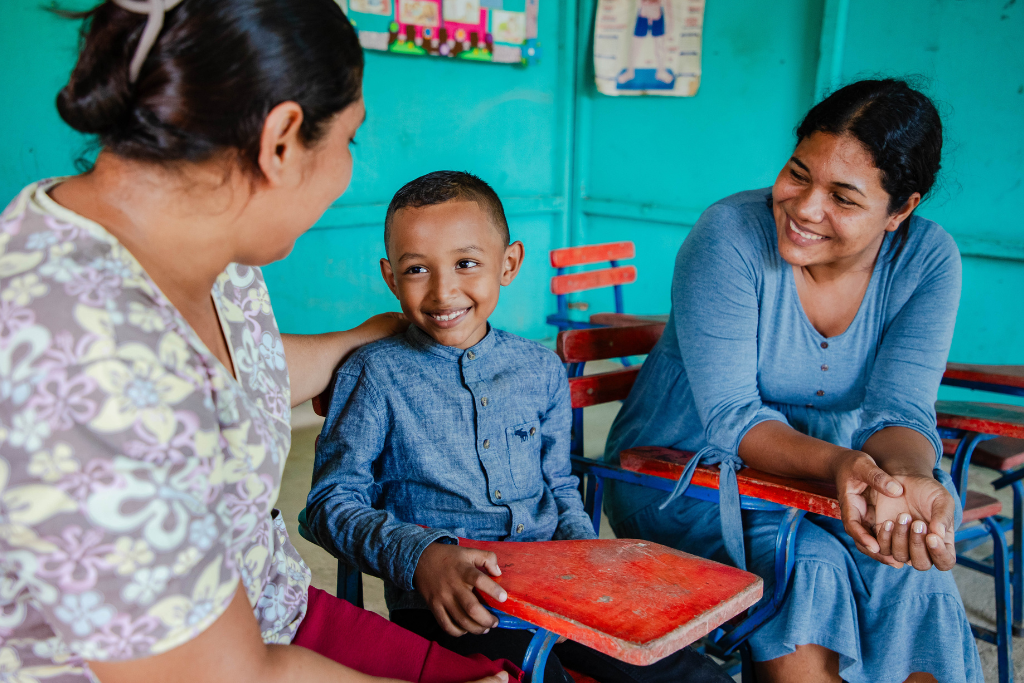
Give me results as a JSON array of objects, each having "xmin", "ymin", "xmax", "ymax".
[{"xmin": 405, "ymin": 323, "xmax": 497, "ymax": 363}]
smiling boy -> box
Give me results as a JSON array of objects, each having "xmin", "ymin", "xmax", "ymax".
[{"xmin": 306, "ymin": 171, "xmax": 728, "ymax": 683}]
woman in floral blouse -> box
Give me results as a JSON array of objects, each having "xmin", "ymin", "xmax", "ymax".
[{"xmin": 0, "ymin": 1, "xmax": 518, "ymax": 682}]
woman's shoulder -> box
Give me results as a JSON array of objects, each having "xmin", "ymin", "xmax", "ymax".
[
  {"xmin": 891, "ymin": 214, "xmax": 961, "ymax": 278},
  {"xmin": 681, "ymin": 188, "xmax": 776, "ymax": 269}
]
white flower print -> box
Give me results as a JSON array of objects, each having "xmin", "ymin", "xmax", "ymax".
[
  {"xmin": 122, "ymin": 566, "xmax": 171, "ymax": 606},
  {"xmin": 148, "ymin": 556, "xmax": 236, "ymax": 652},
  {"xmin": 246, "ymin": 287, "xmax": 272, "ymax": 316},
  {"xmin": 85, "ymin": 343, "xmax": 194, "ymax": 443},
  {"xmin": 24, "ymin": 231, "xmax": 59, "ymax": 251},
  {"xmin": 188, "ymin": 514, "xmax": 219, "ymax": 551},
  {"xmin": 256, "ymin": 582, "xmax": 288, "ymax": 623},
  {"xmin": 37, "ymin": 243, "xmax": 79, "ymax": 284},
  {"xmin": 258, "ymin": 333, "xmax": 286, "ymax": 372},
  {"xmin": 126, "ymin": 302, "xmax": 166, "ymax": 333},
  {"xmin": 0, "ymin": 645, "xmax": 71, "ymax": 682},
  {"xmin": 104, "ymin": 537, "xmax": 154, "ymax": 576},
  {"xmin": 172, "ymin": 548, "xmax": 202, "ymax": 576},
  {"xmin": 53, "ymin": 591, "xmax": 115, "ymax": 637},
  {"xmin": 27, "ymin": 444, "xmax": 79, "ymax": 483},
  {"xmin": 1, "ymin": 274, "xmax": 47, "ymax": 306},
  {"xmin": 7, "ymin": 409, "xmax": 50, "ymax": 452}
]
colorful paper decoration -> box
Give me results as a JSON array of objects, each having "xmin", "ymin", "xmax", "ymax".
[
  {"xmin": 338, "ymin": 0, "xmax": 540, "ymax": 65},
  {"xmin": 593, "ymin": 0, "xmax": 704, "ymax": 96}
]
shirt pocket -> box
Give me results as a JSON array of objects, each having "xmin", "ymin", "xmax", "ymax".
[{"xmin": 506, "ymin": 420, "xmax": 542, "ymax": 495}]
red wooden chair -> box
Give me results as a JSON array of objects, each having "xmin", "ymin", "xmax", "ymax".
[
  {"xmin": 559, "ymin": 324, "xmax": 1014, "ymax": 683},
  {"xmin": 300, "ymin": 388, "xmax": 763, "ymax": 683},
  {"xmin": 547, "ymin": 241, "xmax": 637, "ymax": 334}
]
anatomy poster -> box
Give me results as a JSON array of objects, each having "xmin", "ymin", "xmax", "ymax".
[
  {"xmin": 337, "ymin": 0, "xmax": 539, "ymax": 65},
  {"xmin": 593, "ymin": 0, "xmax": 704, "ymax": 96}
]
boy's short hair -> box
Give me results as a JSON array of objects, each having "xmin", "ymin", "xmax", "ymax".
[{"xmin": 384, "ymin": 171, "xmax": 510, "ymax": 254}]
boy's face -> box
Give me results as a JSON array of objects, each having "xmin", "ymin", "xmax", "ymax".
[{"xmin": 380, "ymin": 200, "xmax": 524, "ymax": 349}]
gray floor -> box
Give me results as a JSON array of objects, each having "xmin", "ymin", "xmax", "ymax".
[{"xmin": 282, "ymin": 376, "xmax": 1023, "ymax": 681}]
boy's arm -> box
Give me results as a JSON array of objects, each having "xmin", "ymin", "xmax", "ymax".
[
  {"xmin": 542, "ymin": 360, "xmax": 599, "ymax": 540},
  {"xmin": 305, "ymin": 366, "xmax": 456, "ymax": 591}
]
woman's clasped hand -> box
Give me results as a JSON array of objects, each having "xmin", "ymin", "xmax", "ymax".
[{"xmin": 830, "ymin": 449, "xmax": 957, "ymax": 571}]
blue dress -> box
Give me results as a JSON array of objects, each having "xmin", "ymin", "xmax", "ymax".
[{"xmin": 603, "ymin": 189, "xmax": 982, "ymax": 682}]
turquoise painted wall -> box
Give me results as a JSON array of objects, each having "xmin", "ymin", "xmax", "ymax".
[{"xmin": 2, "ymin": 0, "xmax": 1022, "ymax": 387}]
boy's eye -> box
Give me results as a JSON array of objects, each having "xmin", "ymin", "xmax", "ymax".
[
  {"xmin": 404, "ymin": 265, "xmax": 427, "ymax": 274},
  {"xmin": 456, "ymin": 259, "xmax": 480, "ymax": 269}
]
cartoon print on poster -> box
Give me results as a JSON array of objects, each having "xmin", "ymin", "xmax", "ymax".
[
  {"xmin": 336, "ymin": 0, "xmax": 539, "ymax": 65},
  {"xmin": 593, "ymin": 0, "xmax": 704, "ymax": 96}
]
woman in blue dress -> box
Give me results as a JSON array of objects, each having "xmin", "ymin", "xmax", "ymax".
[{"xmin": 604, "ymin": 79, "xmax": 982, "ymax": 682}]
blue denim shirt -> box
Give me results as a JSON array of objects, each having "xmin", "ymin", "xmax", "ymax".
[{"xmin": 307, "ymin": 325, "xmax": 596, "ymax": 611}]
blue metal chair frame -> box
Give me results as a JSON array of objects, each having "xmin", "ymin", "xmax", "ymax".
[
  {"xmin": 297, "ymin": 509, "xmax": 561, "ymax": 683},
  {"xmin": 941, "ymin": 373, "xmax": 1024, "ymax": 640},
  {"xmin": 565, "ymin": 361, "xmax": 805, "ymax": 682}
]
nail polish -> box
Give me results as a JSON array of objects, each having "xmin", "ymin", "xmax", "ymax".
[
  {"xmin": 898, "ymin": 513, "xmax": 911, "ymax": 525},
  {"xmin": 883, "ymin": 520, "xmax": 893, "ymax": 531},
  {"xmin": 912, "ymin": 521, "xmax": 925, "ymax": 533}
]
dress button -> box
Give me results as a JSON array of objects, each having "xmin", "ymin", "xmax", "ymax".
[
  {"xmin": 495, "ymin": 490, "xmax": 502, "ymax": 499},
  {"xmin": 483, "ymin": 439, "xmax": 490, "ymax": 449},
  {"xmin": 467, "ymin": 351, "xmax": 476, "ymax": 360},
  {"xmin": 820, "ymin": 341, "xmax": 828, "ymax": 349},
  {"xmin": 529, "ymin": 427, "xmax": 536, "ymax": 436},
  {"xmin": 805, "ymin": 403, "xmax": 814, "ymax": 408},
  {"xmin": 821, "ymin": 364, "xmax": 829, "ymax": 372},
  {"xmin": 516, "ymin": 523, "xmax": 524, "ymax": 533},
  {"xmin": 481, "ymin": 397, "xmax": 489, "ymax": 407},
  {"xmin": 816, "ymin": 390, "xmax": 825, "ymax": 397}
]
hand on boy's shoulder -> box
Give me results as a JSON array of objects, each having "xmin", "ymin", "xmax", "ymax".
[{"xmin": 413, "ymin": 542, "xmax": 508, "ymax": 637}]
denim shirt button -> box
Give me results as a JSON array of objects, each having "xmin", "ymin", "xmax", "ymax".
[
  {"xmin": 495, "ymin": 490, "xmax": 502, "ymax": 499},
  {"xmin": 821, "ymin": 364, "xmax": 829, "ymax": 371},
  {"xmin": 516, "ymin": 523, "xmax": 524, "ymax": 533},
  {"xmin": 483, "ymin": 439, "xmax": 490, "ymax": 449},
  {"xmin": 529, "ymin": 427, "xmax": 536, "ymax": 436},
  {"xmin": 481, "ymin": 397, "xmax": 489, "ymax": 406},
  {"xmin": 467, "ymin": 351, "xmax": 476, "ymax": 360},
  {"xmin": 816, "ymin": 390, "xmax": 825, "ymax": 396}
]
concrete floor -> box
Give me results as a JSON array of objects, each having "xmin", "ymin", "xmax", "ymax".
[{"xmin": 281, "ymin": 381, "xmax": 1023, "ymax": 681}]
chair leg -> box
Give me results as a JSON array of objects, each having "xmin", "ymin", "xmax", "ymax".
[
  {"xmin": 521, "ymin": 628, "xmax": 559, "ymax": 683},
  {"xmin": 1013, "ymin": 480, "xmax": 1023, "ymax": 636},
  {"xmin": 740, "ymin": 643, "xmax": 757, "ymax": 683},
  {"xmin": 336, "ymin": 559, "xmax": 364, "ymax": 609},
  {"xmin": 983, "ymin": 516, "xmax": 1014, "ymax": 683}
]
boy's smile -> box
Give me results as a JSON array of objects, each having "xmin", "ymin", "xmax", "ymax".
[{"xmin": 380, "ymin": 200, "xmax": 524, "ymax": 350}]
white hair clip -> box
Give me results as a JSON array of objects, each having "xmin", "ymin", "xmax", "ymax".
[{"xmin": 110, "ymin": 0, "xmax": 185, "ymax": 83}]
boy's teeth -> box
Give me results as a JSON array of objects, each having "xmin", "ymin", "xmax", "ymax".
[
  {"xmin": 431, "ymin": 309, "xmax": 467, "ymax": 321},
  {"xmin": 791, "ymin": 220, "xmax": 826, "ymax": 241}
]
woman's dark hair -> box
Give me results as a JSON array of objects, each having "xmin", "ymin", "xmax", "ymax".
[
  {"xmin": 795, "ymin": 78, "xmax": 943, "ymax": 255},
  {"xmin": 57, "ymin": 0, "xmax": 364, "ymax": 175}
]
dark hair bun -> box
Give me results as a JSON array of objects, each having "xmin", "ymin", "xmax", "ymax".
[{"xmin": 56, "ymin": 0, "xmax": 364, "ymax": 173}]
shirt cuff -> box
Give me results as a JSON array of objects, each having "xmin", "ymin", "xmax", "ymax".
[{"xmin": 394, "ymin": 526, "xmax": 459, "ymax": 592}]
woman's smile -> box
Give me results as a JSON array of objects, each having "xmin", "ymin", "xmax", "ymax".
[{"xmin": 785, "ymin": 217, "xmax": 831, "ymax": 246}]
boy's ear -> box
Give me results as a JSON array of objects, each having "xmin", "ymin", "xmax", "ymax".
[
  {"xmin": 500, "ymin": 241, "xmax": 525, "ymax": 286},
  {"xmin": 380, "ymin": 258, "xmax": 400, "ymax": 298}
]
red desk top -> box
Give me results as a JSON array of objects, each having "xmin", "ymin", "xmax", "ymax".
[
  {"xmin": 460, "ymin": 538, "xmax": 763, "ymax": 666},
  {"xmin": 620, "ymin": 447, "xmax": 841, "ymax": 519},
  {"xmin": 944, "ymin": 363, "xmax": 1024, "ymax": 391}
]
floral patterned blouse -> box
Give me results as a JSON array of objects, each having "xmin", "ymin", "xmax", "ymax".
[{"xmin": 0, "ymin": 180, "xmax": 311, "ymax": 682}]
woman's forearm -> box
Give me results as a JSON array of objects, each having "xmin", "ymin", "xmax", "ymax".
[
  {"xmin": 282, "ymin": 330, "xmax": 370, "ymax": 407},
  {"xmin": 737, "ymin": 420, "xmax": 848, "ymax": 480},
  {"xmin": 860, "ymin": 426, "xmax": 936, "ymax": 478}
]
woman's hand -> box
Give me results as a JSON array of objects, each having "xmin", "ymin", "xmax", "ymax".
[
  {"xmin": 830, "ymin": 450, "xmax": 907, "ymax": 566},
  {"xmin": 872, "ymin": 474, "xmax": 956, "ymax": 571},
  {"xmin": 413, "ymin": 543, "xmax": 508, "ymax": 637},
  {"xmin": 354, "ymin": 312, "xmax": 409, "ymax": 346}
]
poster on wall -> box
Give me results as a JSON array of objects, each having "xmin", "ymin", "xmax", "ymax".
[
  {"xmin": 336, "ymin": 0, "xmax": 539, "ymax": 65},
  {"xmin": 593, "ymin": 0, "xmax": 704, "ymax": 96}
]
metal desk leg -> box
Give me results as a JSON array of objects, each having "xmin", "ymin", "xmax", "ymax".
[
  {"xmin": 522, "ymin": 628, "xmax": 560, "ymax": 683},
  {"xmin": 1013, "ymin": 480, "xmax": 1023, "ymax": 636}
]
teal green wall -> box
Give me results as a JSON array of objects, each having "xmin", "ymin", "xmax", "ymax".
[{"xmin": 3, "ymin": 1, "xmax": 1022, "ymax": 388}]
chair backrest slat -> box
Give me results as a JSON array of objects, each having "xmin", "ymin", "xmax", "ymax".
[
  {"xmin": 550, "ymin": 241, "xmax": 635, "ymax": 268},
  {"xmin": 569, "ymin": 367, "xmax": 641, "ymax": 409},
  {"xmin": 558, "ymin": 322, "xmax": 664, "ymax": 364},
  {"xmin": 551, "ymin": 265, "xmax": 637, "ymax": 296}
]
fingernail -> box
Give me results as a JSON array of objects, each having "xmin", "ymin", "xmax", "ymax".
[
  {"xmin": 886, "ymin": 482, "xmax": 902, "ymax": 495},
  {"xmin": 912, "ymin": 521, "xmax": 925, "ymax": 533},
  {"xmin": 883, "ymin": 520, "xmax": 893, "ymax": 532},
  {"xmin": 898, "ymin": 513, "xmax": 911, "ymax": 525},
  {"xmin": 927, "ymin": 535, "xmax": 939, "ymax": 548},
  {"xmin": 937, "ymin": 524, "xmax": 946, "ymax": 537},
  {"xmin": 499, "ymin": 591, "xmax": 507, "ymax": 602},
  {"xmin": 483, "ymin": 628, "xmax": 490, "ymax": 634}
]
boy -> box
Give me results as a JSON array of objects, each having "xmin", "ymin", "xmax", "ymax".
[{"xmin": 306, "ymin": 171, "xmax": 727, "ymax": 683}]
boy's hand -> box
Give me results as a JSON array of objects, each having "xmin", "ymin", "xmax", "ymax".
[{"xmin": 414, "ymin": 543, "xmax": 507, "ymax": 637}]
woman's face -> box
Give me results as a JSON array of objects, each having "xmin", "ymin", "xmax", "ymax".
[
  {"xmin": 771, "ymin": 131, "xmax": 907, "ymax": 270},
  {"xmin": 243, "ymin": 98, "xmax": 365, "ymax": 265}
]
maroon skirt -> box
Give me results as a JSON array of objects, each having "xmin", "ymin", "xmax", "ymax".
[{"xmin": 292, "ymin": 587, "xmax": 524, "ymax": 682}]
